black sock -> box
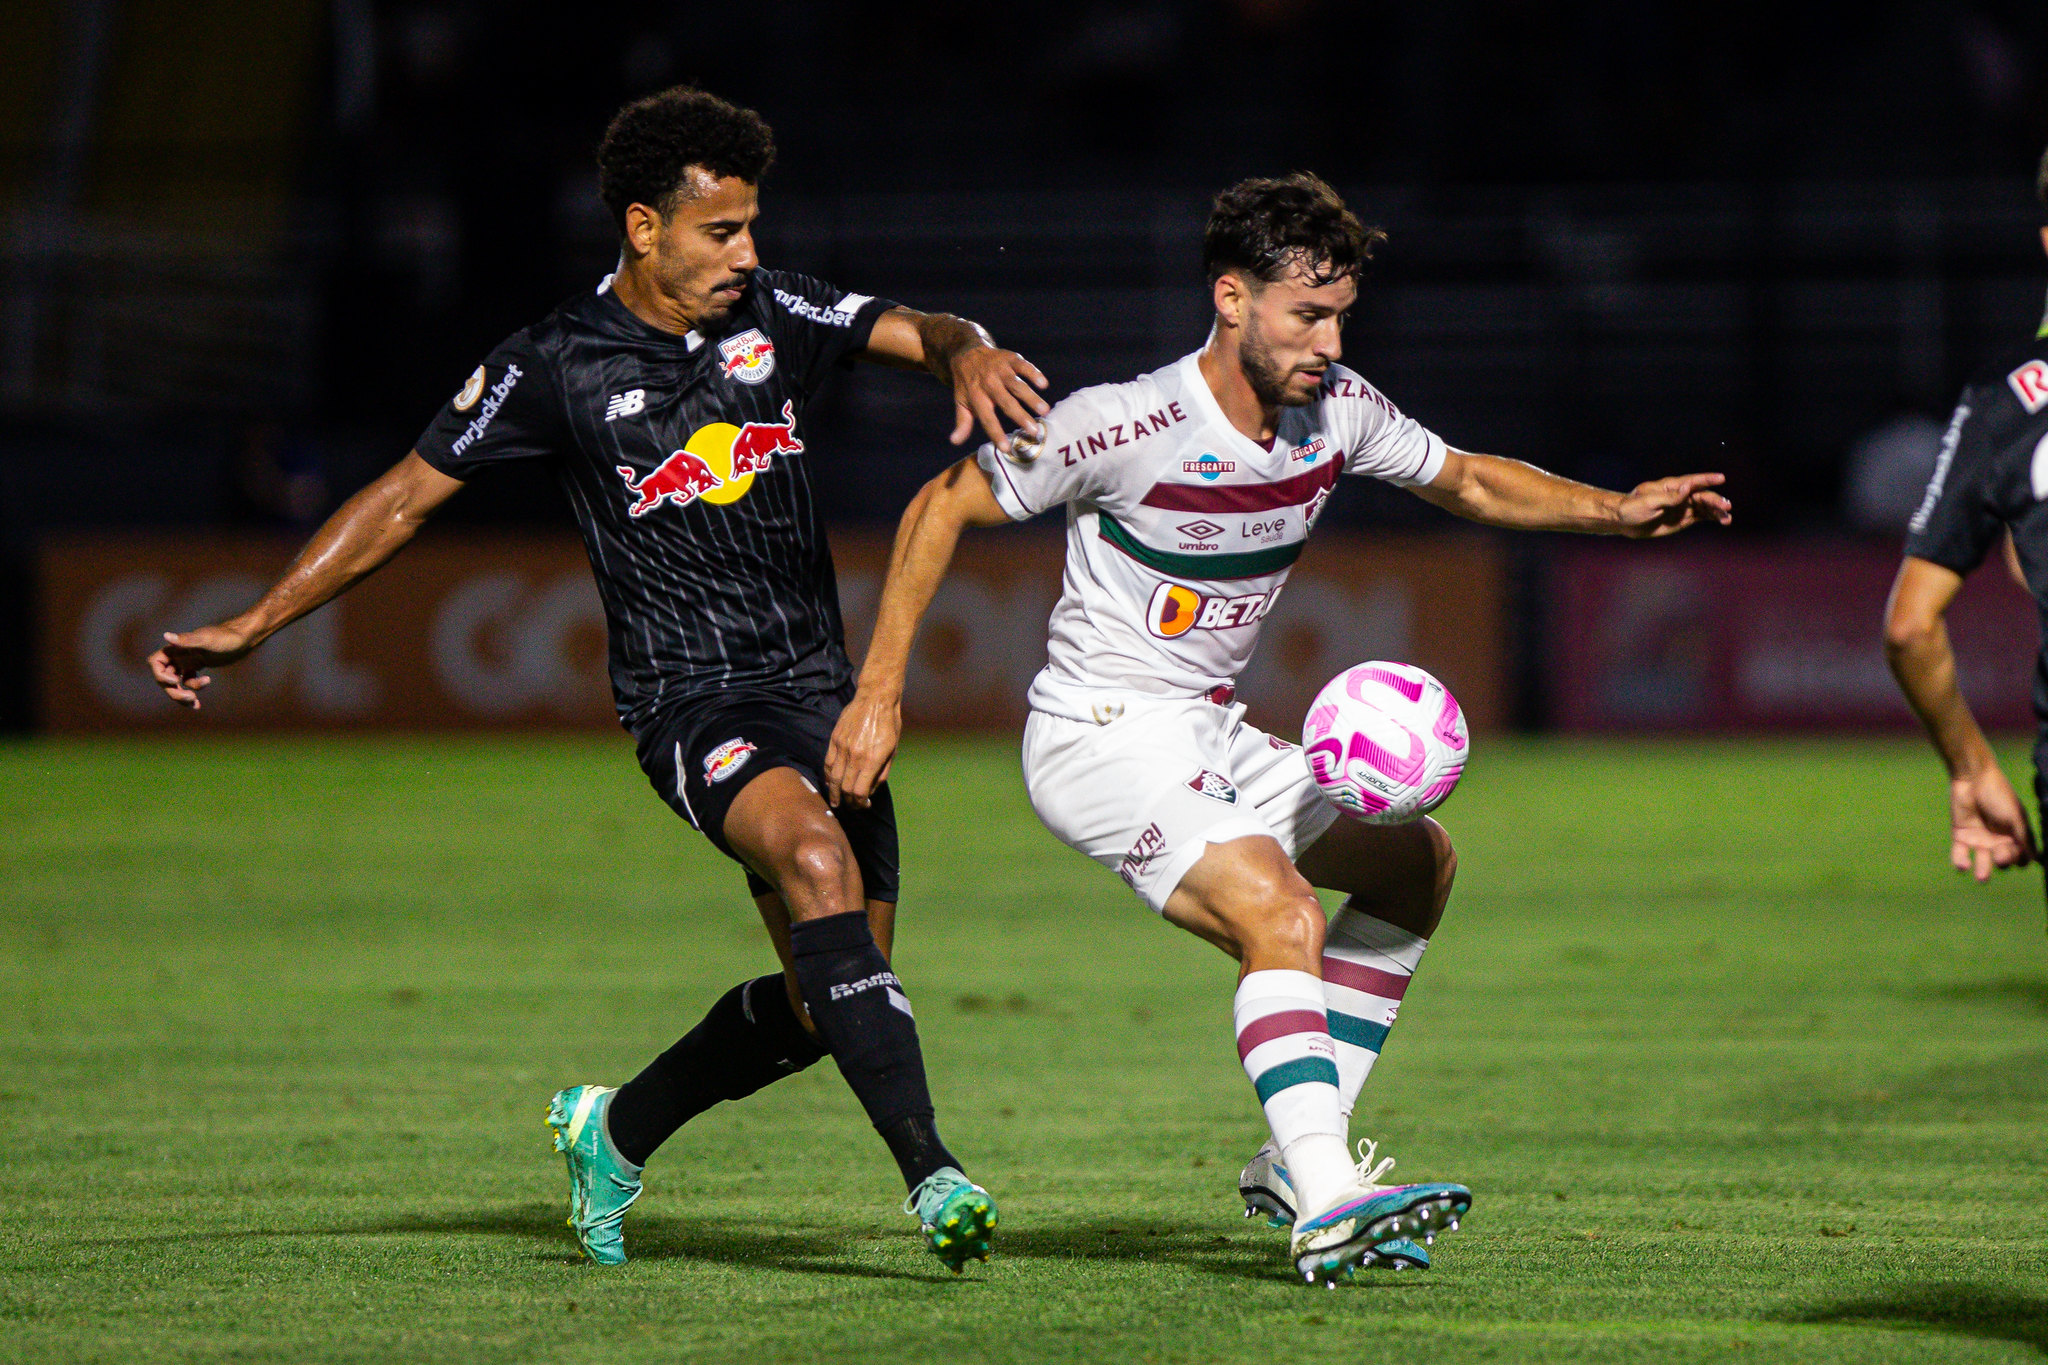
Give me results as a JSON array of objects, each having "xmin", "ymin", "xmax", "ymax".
[
  {"xmin": 604, "ymin": 973, "xmax": 827, "ymax": 1167},
  {"xmin": 787, "ymin": 909, "xmax": 961, "ymax": 1190}
]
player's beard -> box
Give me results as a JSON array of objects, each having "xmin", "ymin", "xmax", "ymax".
[
  {"xmin": 1239, "ymin": 308, "xmax": 1318, "ymax": 408},
  {"xmin": 693, "ymin": 271, "xmax": 752, "ymax": 328}
]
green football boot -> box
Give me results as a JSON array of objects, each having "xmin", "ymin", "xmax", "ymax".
[
  {"xmin": 904, "ymin": 1167, "xmax": 997, "ymax": 1272},
  {"xmin": 545, "ymin": 1084, "xmax": 643, "ymax": 1266}
]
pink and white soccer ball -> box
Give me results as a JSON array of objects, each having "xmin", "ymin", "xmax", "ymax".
[{"xmin": 1301, "ymin": 661, "xmax": 1469, "ymax": 824}]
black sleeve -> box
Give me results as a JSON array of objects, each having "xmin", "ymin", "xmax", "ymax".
[
  {"xmin": 754, "ymin": 271, "xmax": 898, "ymax": 395},
  {"xmin": 414, "ymin": 329, "xmax": 567, "ymax": 478},
  {"xmin": 1903, "ymin": 386, "xmax": 2004, "ymax": 575}
]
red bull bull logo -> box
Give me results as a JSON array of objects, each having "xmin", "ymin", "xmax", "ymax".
[
  {"xmin": 702, "ymin": 737, "xmax": 756, "ymax": 783},
  {"xmin": 730, "ymin": 400, "xmax": 804, "ymax": 475},
  {"xmin": 717, "ymin": 328, "xmax": 777, "ymax": 385},
  {"xmin": 618, "ymin": 449, "xmax": 723, "ymax": 518},
  {"xmin": 614, "ymin": 400, "xmax": 804, "ymax": 517}
]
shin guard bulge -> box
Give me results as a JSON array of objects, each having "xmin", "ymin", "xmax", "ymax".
[
  {"xmin": 788, "ymin": 909, "xmax": 960, "ymax": 1189},
  {"xmin": 1321, "ymin": 906, "xmax": 1428, "ymax": 1117},
  {"xmin": 1233, "ymin": 968, "xmax": 1353, "ymax": 1215}
]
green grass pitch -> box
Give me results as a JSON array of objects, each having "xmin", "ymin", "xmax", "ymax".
[{"xmin": 3, "ymin": 733, "xmax": 2046, "ymax": 1362}]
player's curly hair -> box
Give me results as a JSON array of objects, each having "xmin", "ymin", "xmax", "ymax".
[
  {"xmin": 1203, "ymin": 173, "xmax": 1385, "ymax": 288},
  {"xmin": 597, "ymin": 86, "xmax": 776, "ymax": 232}
]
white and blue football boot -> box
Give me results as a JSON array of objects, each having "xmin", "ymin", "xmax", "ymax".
[{"xmin": 1240, "ymin": 1137, "xmax": 1464, "ymax": 1278}]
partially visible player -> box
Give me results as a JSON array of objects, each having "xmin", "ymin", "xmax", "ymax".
[
  {"xmin": 1883, "ymin": 146, "xmax": 2048, "ymax": 886},
  {"xmin": 146, "ymin": 86, "xmax": 1053, "ymax": 1271},
  {"xmin": 825, "ymin": 174, "xmax": 1729, "ymax": 1283}
]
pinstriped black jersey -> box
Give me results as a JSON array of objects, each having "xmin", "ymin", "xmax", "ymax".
[
  {"xmin": 1905, "ymin": 326, "xmax": 2048, "ymax": 748},
  {"xmin": 415, "ymin": 269, "xmax": 895, "ymax": 731}
]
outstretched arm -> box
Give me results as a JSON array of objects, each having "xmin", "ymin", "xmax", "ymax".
[
  {"xmin": 1411, "ymin": 448, "xmax": 1732, "ymax": 536},
  {"xmin": 1883, "ymin": 554, "xmax": 2037, "ymax": 879},
  {"xmin": 862, "ymin": 307, "xmax": 1050, "ymax": 453},
  {"xmin": 825, "ymin": 457, "xmax": 1012, "ymax": 806},
  {"xmin": 147, "ymin": 452, "xmax": 465, "ymax": 707}
]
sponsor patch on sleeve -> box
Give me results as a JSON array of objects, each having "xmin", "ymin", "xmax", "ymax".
[{"xmin": 2009, "ymin": 359, "xmax": 2048, "ymax": 414}]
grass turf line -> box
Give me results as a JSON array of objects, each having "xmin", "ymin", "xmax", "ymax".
[{"xmin": 1, "ymin": 734, "xmax": 2045, "ymax": 1363}]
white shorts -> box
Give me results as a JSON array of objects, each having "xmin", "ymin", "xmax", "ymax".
[{"xmin": 1021, "ymin": 690, "xmax": 1341, "ymax": 914}]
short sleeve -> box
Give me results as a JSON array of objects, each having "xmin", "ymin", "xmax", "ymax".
[
  {"xmin": 973, "ymin": 384, "xmax": 1126, "ymax": 521},
  {"xmin": 1904, "ymin": 389, "xmax": 2003, "ymax": 575},
  {"xmin": 757, "ymin": 272, "xmax": 898, "ymax": 394},
  {"xmin": 1330, "ymin": 373, "xmax": 1446, "ymax": 487},
  {"xmin": 415, "ymin": 330, "xmax": 566, "ymax": 477}
]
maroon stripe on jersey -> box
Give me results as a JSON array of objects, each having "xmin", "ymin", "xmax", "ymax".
[
  {"xmin": 1235, "ymin": 1009, "xmax": 1330, "ymax": 1061},
  {"xmin": 1322, "ymin": 957, "xmax": 1411, "ymax": 1000},
  {"xmin": 1140, "ymin": 460, "xmax": 1339, "ymax": 513}
]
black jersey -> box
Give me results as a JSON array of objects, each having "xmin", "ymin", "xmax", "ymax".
[
  {"xmin": 1904, "ymin": 325, "xmax": 2048, "ymax": 751},
  {"xmin": 414, "ymin": 269, "xmax": 896, "ymax": 731}
]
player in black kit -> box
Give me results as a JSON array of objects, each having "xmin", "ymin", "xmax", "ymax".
[
  {"xmin": 147, "ymin": 87, "xmax": 1052, "ymax": 1271},
  {"xmin": 1884, "ymin": 146, "xmax": 2048, "ymax": 891}
]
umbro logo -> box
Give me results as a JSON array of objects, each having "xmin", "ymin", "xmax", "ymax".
[
  {"xmin": 605, "ymin": 389, "xmax": 646, "ymax": 421},
  {"xmin": 1176, "ymin": 519, "xmax": 1227, "ymax": 539}
]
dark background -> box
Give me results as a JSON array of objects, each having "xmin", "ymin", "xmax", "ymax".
[{"xmin": 4, "ymin": 0, "xmax": 2047, "ymax": 726}]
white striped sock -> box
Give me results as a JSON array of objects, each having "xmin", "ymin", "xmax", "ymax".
[
  {"xmin": 1322, "ymin": 906, "xmax": 1428, "ymax": 1118},
  {"xmin": 1233, "ymin": 969, "xmax": 1351, "ymax": 1214}
]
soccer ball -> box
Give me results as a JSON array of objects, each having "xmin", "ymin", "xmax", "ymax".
[{"xmin": 1301, "ymin": 661, "xmax": 1469, "ymax": 824}]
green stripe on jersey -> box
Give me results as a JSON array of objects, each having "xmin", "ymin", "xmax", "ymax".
[
  {"xmin": 1252, "ymin": 1055, "xmax": 1340, "ymax": 1104},
  {"xmin": 1098, "ymin": 513, "xmax": 1304, "ymax": 581}
]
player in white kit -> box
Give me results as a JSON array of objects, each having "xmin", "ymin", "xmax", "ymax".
[{"xmin": 825, "ymin": 174, "xmax": 1730, "ymax": 1283}]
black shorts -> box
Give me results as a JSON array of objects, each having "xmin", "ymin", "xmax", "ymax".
[{"xmin": 635, "ymin": 686, "xmax": 900, "ymax": 903}]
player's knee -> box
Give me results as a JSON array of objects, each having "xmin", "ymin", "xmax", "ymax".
[
  {"xmin": 1231, "ymin": 889, "xmax": 1326, "ymax": 963},
  {"xmin": 780, "ymin": 827, "xmax": 857, "ymax": 908}
]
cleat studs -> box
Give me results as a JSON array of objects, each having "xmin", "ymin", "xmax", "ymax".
[
  {"xmin": 1393, "ymin": 1262, "xmax": 1405, "ymax": 1271},
  {"xmin": 1447, "ymin": 1220, "xmax": 1459, "ymax": 1231},
  {"xmin": 1425, "ymin": 1234, "xmax": 1435, "ymax": 1245},
  {"xmin": 1326, "ymin": 1279, "xmax": 1336, "ymax": 1291}
]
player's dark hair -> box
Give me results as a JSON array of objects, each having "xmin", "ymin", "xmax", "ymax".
[
  {"xmin": 1203, "ymin": 172, "xmax": 1385, "ymax": 288},
  {"xmin": 2037, "ymin": 144, "xmax": 2048, "ymax": 218},
  {"xmin": 597, "ymin": 85, "xmax": 776, "ymax": 232}
]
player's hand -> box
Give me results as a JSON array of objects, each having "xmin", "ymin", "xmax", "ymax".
[
  {"xmin": 1949, "ymin": 764, "xmax": 2037, "ymax": 881},
  {"xmin": 147, "ymin": 623, "xmax": 255, "ymax": 709},
  {"xmin": 825, "ymin": 687, "xmax": 902, "ymax": 809},
  {"xmin": 949, "ymin": 344, "xmax": 1050, "ymax": 453},
  {"xmin": 1614, "ymin": 474, "xmax": 1732, "ymax": 538}
]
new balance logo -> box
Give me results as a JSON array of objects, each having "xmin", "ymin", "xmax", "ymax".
[{"xmin": 605, "ymin": 389, "xmax": 646, "ymax": 421}]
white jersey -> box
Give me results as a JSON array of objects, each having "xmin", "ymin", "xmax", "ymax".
[{"xmin": 977, "ymin": 349, "xmax": 1446, "ymax": 720}]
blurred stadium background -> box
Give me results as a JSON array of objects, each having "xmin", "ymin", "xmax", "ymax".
[
  {"xmin": 10, "ymin": 5, "xmax": 2048, "ymax": 1360},
  {"xmin": 8, "ymin": 0, "xmax": 2048, "ymax": 740}
]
